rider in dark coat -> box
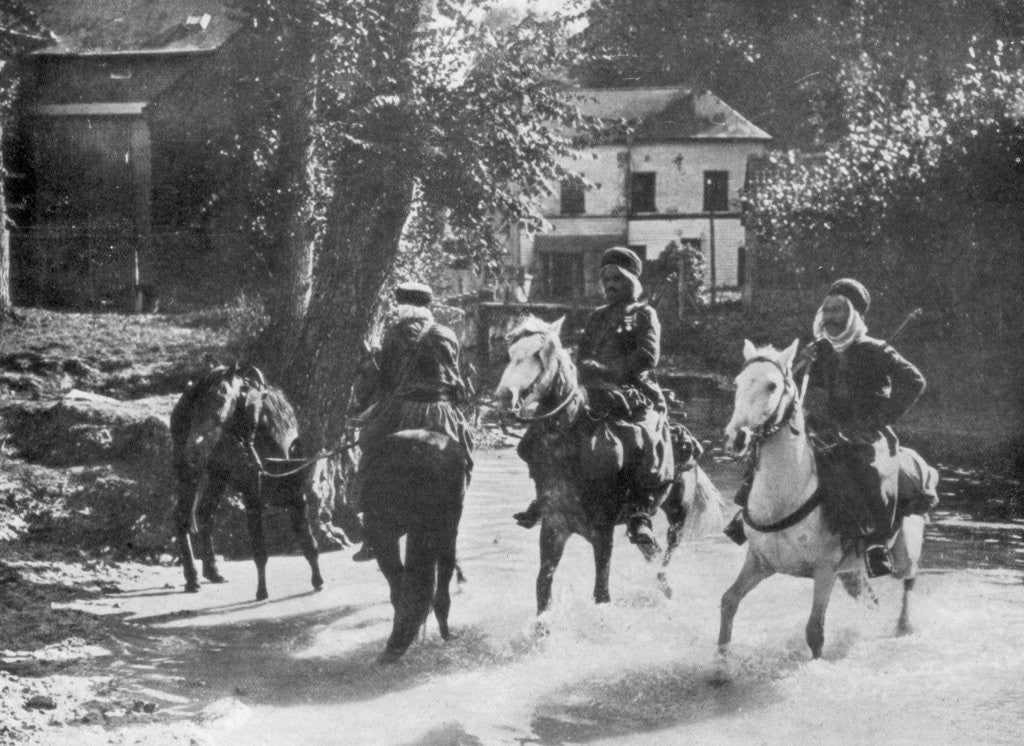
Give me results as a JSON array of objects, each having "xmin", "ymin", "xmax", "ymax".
[
  {"xmin": 802, "ymin": 279, "xmax": 925, "ymax": 575},
  {"xmin": 723, "ymin": 278, "xmax": 930, "ymax": 577},
  {"xmin": 514, "ymin": 247, "xmax": 674, "ymax": 545},
  {"xmin": 352, "ymin": 282, "xmax": 475, "ymax": 559}
]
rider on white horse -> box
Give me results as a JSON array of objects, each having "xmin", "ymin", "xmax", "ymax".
[
  {"xmin": 724, "ymin": 278, "xmax": 938, "ymax": 577},
  {"xmin": 513, "ymin": 247, "xmax": 675, "ymax": 545}
]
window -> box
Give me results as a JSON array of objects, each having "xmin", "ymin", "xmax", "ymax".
[
  {"xmin": 630, "ymin": 172, "xmax": 656, "ymax": 213},
  {"xmin": 541, "ymin": 253, "xmax": 585, "ymax": 301},
  {"xmin": 703, "ymin": 170, "xmax": 729, "ymax": 212},
  {"xmin": 560, "ymin": 180, "xmax": 585, "ymax": 215}
]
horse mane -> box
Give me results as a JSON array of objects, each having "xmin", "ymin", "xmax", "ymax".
[
  {"xmin": 505, "ymin": 315, "xmax": 562, "ymax": 347},
  {"xmin": 259, "ymin": 386, "xmax": 299, "ymax": 436},
  {"xmin": 751, "ymin": 343, "xmax": 783, "ymax": 360}
]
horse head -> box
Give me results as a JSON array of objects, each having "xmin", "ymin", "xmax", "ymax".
[
  {"xmin": 494, "ymin": 315, "xmax": 569, "ymax": 417},
  {"xmin": 184, "ymin": 366, "xmax": 245, "ymax": 468},
  {"xmin": 723, "ymin": 338, "xmax": 800, "ymax": 458}
]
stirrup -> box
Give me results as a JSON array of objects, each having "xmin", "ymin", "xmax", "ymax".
[
  {"xmin": 513, "ymin": 501, "xmax": 542, "ymax": 529},
  {"xmin": 627, "ymin": 514, "xmax": 655, "ymax": 545},
  {"xmin": 864, "ymin": 544, "xmax": 893, "ymax": 578}
]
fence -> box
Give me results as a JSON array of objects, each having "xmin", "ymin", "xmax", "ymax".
[{"xmin": 10, "ymin": 226, "xmax": 254, "ymax": 312}]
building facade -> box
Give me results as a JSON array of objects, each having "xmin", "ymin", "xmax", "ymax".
[{"xmin": 513, "ymin": 87, "xmax": 771, "ymax": 304}]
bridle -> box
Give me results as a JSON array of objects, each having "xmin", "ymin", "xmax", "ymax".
[
  {"xmin": 504, "ymin": 330, "xmax": 579, "ymax": 425},
  {"xmin": 740, "ymin": 356, "xmax": 800, "ymax": 441},
  {"xmin": 738, "ymin": 355, "xmax": 824, "ymax": 534}
]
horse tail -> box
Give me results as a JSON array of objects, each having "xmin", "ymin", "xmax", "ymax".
[{"xmin": 681, "ymin": 465, "xmax": 728, "ymax": 541}]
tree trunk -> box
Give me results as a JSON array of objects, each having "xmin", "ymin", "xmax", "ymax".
[
  {"xmin": 0, "ymin": 122, "xmax": 13, "ymax": 319},
  {"xmin": 288, "ymin": 160, "xmax": 416, "ymax": 534},
  {"xmin": 273, "ymin": 0, "xmax": 428, "ymax": 532},
  {"xmin": 254, "ymin": 51, "xmax": 318, "ymax": 379}
]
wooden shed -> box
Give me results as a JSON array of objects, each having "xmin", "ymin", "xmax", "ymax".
[{"xmin": 8, "ymin": 1, "xmax": 244, "ymax": 310}]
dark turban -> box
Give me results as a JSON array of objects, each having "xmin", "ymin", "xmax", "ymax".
[
  {"xmin": 395, "ymin": 281, "xmax": 433, "ymax": 307},
  {"xmin": 827, "ymin": 278, "xmax": 871, "ymax": 316}
]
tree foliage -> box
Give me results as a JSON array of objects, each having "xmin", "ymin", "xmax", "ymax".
[
  {"xmin": 203, "ymin": 1, "xmax": 598, "ymax": 528},
  {"xmin": 749, "ymin": 42, "xmax": 1024, "ymax": 338},
  {"xmin": 576, "ymin": 0, "xmax": 1024, "ymax": 149}
]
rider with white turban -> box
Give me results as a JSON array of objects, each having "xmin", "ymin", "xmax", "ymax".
[{"xmin": 725, "ymin": 279, "xmax": 933, "ymax": 577}]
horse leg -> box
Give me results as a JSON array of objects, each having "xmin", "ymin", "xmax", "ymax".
[
  {"xmin": 719, "ymin": 551, "xmax": 774, "ymax": 652},
  {"xmin": 806, "ymin": 568, "xmax": 838, "ymax": 659},
  {"xmin": 288, "ymin": 500, "xmax": 323, "ymax": 592},
  {"xmin": 537, "ymin": 522, "xmax": 569, "ymax": 614},
  {"xmin": 592, "ymin": 523, "xmax": 615, "ymax": 605},
  {"xmin": 892, "ymin": 514, "xmax": 924, "ymax": 635},
  {"xmin": 369, "ymin": 527, "xmax": 404, "ymax": 608},
  {"xmin": 195, "ymin": 473, "xmax": 228, "ymax": 585},
  {"xmin": 433, "ymin": 509, "xmax": 462, "ymax": 641},
  {"xmin": 656, "ymin": 480, "xmax": 690, "ymax": 598},
  {"xmin": 243, "ymin": 495, "xmax": 269, "ymax": 601},
  {"xmin": 173, "ymin": 467, "xmax": 201, "ymax": 593},
  {"xmin": 381, "ymin": 531, "xmax": 437, "ymax": 663}
]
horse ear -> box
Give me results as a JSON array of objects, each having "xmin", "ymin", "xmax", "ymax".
[
  {"xmin": 742, "ymin": 339, "xmax": 757, "ymax": 360},
  {"xmin": 550, "ymin": 316, "xmax": 565, "ymax": 338},
  {"xmin": 779, "ymin": 338, "xmax": 800, "ymax": 369}
]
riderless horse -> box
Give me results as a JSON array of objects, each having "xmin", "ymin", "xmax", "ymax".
[
  {"xmin": 170, "ymin": 365, "xmax": 323, "ymax": 601},
  {"xmin": 496, "ymin": 315, "xmax": 722, "ymax": 613},
  {"xmin": 720, "ymin": 340, "xmax": 925, "ymax": 658}
]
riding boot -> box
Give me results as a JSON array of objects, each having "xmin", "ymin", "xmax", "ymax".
[
  {"xmin": 627, "ymin": 512, "xmax": 655, "ymax": 545},
  {"xmin": 722, "ymin": 466, "xmax": 754, "ymax": 545},
  {"xmin": 723, "ymin": 512, "xmax": 747, "ymax": 545},
  {"xmin": 864, "ymin": 541, "xmax": 893, "ymax": 578},
  {"xmin": 351, "ymin": 541, "xmax": 376, "ymax": 562},
  {"xmin": 513, "ymin": 499, "xmax": 543, "ymax": 529}
]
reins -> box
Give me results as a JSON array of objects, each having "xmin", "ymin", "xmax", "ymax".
[
  {"xmin": 504, "ymin": 333, "xmax": 580, "ymax": 425},
  {"xmin": 255, "ymin": 439, "xmax": 361, "ymax": 478},
  {"xmin": 741, "ymin": 356, "xmax": 801, "ymax": 440},
  {"xmin": 740, "ymin": 355, "xmax": 824, "ymax": 534}
]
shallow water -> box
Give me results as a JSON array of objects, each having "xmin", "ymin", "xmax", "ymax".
[{"xmin": 65, "ymin": 448, "xmax": 1024, "ymax": 745}]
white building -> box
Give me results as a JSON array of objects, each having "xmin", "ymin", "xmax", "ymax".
[{"xmin": 512, "ymin": 86, "xmax": 771, "ymax": 303}]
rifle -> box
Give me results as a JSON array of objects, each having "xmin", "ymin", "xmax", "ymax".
[
  {"xmin": 646, "ymin": 271, "xmax": 678, "ymax": 308},
  {"xmin": 887, "ymin": 307, "xmax": 923, "ymax": 344},
  {"xmin": 795, "ymin": 306, "xmax": 924, "ymax": 396}
]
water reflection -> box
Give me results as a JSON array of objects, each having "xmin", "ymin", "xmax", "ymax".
[{"xmin": 927, "ymin": 466, "xmax": 1024, "ymax": 573}]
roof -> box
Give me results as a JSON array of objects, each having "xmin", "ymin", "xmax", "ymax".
[
  {"xmin": 534, "ymin": 234, "xmax": 625, "ymax": 254},
  {"xmin": 21, "ymin": 1, "xmax": 241, "ymax": 56},
  {"xmin": 570, "ymin": 86, "xmax": 771, "ymax": 141}
]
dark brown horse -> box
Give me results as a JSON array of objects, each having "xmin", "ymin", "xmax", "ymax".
[
  {"xmin": 359, "ymin": 429, "xmax": 469, "ymax": 663},
  {"xmin": 170, "ymin": 365, "xmax": 323, "ymax": 601},
  {"xmin": 350, "ymin": 347, "xmax": 472, "ymax": 662}
]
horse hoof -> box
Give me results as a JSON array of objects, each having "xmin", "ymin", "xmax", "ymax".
[
  {"xmin": 255, "ymin": 590, "xmax": 269, "ymax": 602},
  {"xmin": 204, "ymin": 574, "xmax": 227, "ymax": 584},
  {"xmin": 707, "ymin": 669, "xmax": 731, "ymax": 689},
  {"xmin": 184, "ymin": 583, "xmax": 200, "ymax": 594},
  {"xmin": 377, "ymin": 648, "xmax": 404, "ymax": 665}
]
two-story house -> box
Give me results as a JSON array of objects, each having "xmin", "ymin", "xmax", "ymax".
[{"xmin": 513, "ymin": 86, "xmax": 770, "ymax": 304}]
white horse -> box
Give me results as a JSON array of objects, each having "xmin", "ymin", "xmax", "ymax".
[
  {"xmin": 495, "ymin": 315, "xmax": 724, "ymax": 612},
  {"xmin": 719, "ymin": 339, "xmax": 925, "ymax": 659}
]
